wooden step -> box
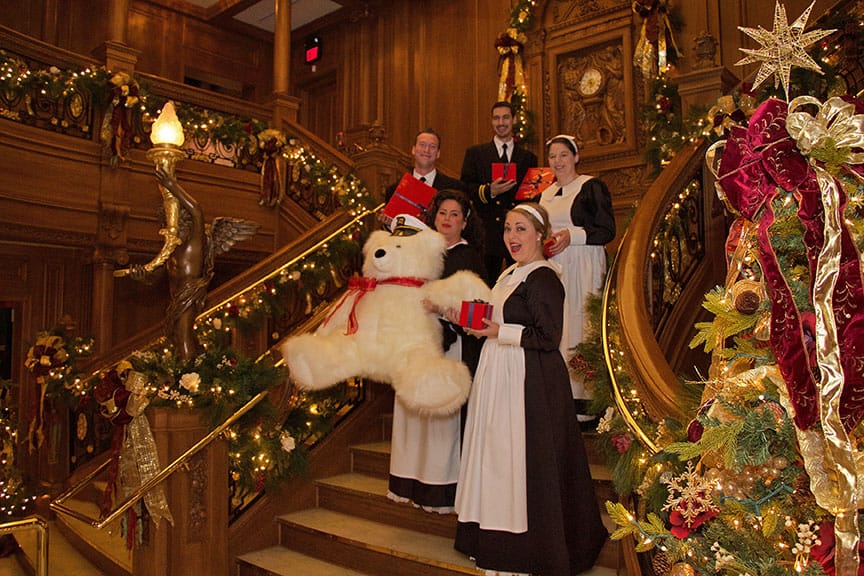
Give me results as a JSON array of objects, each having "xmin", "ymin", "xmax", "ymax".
[
  {"xmin": 277, "ymin": 507, "xmax": 482, "ymax": 576},
  {"xmin": 236, "ymin": 546, "xmax": 369, "ymax": 576},
  {"xmin": 350, "ymin": 441, "xmax": 391, "ymax": 479},
  {"xmin": 52, "ymin": 498, "xmax": 132, "ymax": 576},
  {"xmin": 316, "ymin": 472, "xmax": 457, "ymax": 539}
]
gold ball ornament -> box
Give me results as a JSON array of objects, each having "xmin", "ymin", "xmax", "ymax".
[
  {"xmin": 731, "ymin": 279, "xmax": 763, "ymax": 315},
  {"xmin": 669, "ymin": 562, "xmax": 696, "ymax": 576}
]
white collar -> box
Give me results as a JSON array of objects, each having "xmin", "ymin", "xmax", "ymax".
[{"xmin": 414, "ymin": 169, "xmax": 436, "ymax": 183}]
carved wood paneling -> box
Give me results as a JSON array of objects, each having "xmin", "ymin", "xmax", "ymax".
[{"xmin": 0, "ymin": 255, "xmax": 29, "ymax": 289}]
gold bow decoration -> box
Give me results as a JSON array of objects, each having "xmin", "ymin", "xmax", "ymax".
[
  {"xmin": 118, "ymin": 370, "xmax": 174, "ymax": 531},
  {"xmin": 785, "ymin": 95, "xmax": 864, "ymax": 576},
  {"xmin": 632, "ymin": 0, "xmax": 680, "ymax": 80},
  {"xmin": 24, "ymin": 334, "xmax": 69, "ymax": 450},
  {"xmin": 496, "ymin": 28, "xmax": 527, "ymax": 102},
  {"xmin": 255, "ymin": 129, "xmax": 287, "ymax": 208}
]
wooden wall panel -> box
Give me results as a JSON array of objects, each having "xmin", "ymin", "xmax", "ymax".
[
  {"xmin": 0, "ymin": 2, "xmax": 47, "ymax": 46},
  {"xmin": 129, "ymin": 2, "xmax": 182, "ymax": 79},
  {"xmin": 127, "ymin": 2, "xmax": 274, "ymax": 101},
  {"xmin": 292, "ymin": 0, "xmax": 516, "ymax": 174},
  {"xmin": 64, "ymin": 0, "xmax": 107, "ymax": 56}
]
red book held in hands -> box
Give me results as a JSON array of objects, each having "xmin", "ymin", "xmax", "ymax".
[
  {"xmin": 492, "ymin": 162, "xmax": 517, "ymax": 181},
  {"xmin": 515, "ymin": 167, "xmax": 556, "ymax": 200},
  {"xmin": 382, "ymin": 174, "xmax": 436, "ymax": 220},
  {"xmin": 459, "ymin": 300, "xmax": 493, "ymax": 330}
]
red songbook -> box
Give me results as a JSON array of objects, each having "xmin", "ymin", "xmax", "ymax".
[
  {"xmin": 382, "ymin": 174, "xmax": 436, "ymax": 220},
  {"xmin": 492, "ymin": 162, "xmax": 517, "ymax": 181},
  {"xmin": 515, "ymin": 167, "xmax": 556, "ymax": 200},
  {"xmin": 459, "ymin": 300, "xmax": 493, "ymax": 330}
]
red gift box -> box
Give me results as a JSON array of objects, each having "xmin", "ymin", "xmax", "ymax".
[
  {"xmin": 459, "ymin": 300, "xmax": 493, "ymax": 329},
  {"xmin": 492, "ymin": 162, "xmax": 517, "ymax": 181},
  {"xmin": 543, "ymin": 238, "xmax": 555, "ymax": 258},
  {"xmin": 382, "ymin": 174, "xmax": 436, "ymax": 220},
  {"xmin": 515, "ymin": 167, "xmax": 555, "ymax": 200}
]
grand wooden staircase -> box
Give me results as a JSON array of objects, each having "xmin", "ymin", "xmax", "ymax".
[{"xmin": 236, "ymin": 403, "xmax": 621, "ymax": 576}]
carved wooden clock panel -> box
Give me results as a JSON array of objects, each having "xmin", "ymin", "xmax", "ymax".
[{"xmin": 555, "ymin": 40, "xmax": 628, "ymax": 153}]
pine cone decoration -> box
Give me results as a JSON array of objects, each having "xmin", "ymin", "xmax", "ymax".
[{"xmin": 651, "ymin": 550, "xmax": 672, "ymax": 575}]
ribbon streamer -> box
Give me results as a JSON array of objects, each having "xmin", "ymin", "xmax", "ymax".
[
  {"xmin": 119, "ymin": 371, "xmax": 174, "ymax": 529},
  {"xmin": 786, "ymin": 95, "xmax": 864, "ymax": 576},
  {"xmin": 712, "ymin": 98, "xmax": 820, "ymax": 430}
]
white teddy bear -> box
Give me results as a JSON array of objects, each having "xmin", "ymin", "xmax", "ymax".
[{"xmin": 281, "ymin": 215, "xmax": 491, "ymax": 415}]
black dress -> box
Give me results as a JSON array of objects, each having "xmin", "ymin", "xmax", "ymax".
[{"xmin": 454, "ymin": 262, "xmax": 607, "ymax": 574}]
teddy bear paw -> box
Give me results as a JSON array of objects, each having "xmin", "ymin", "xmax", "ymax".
[{"xmin": 396, "ymin": 359, "xmax": 471, "ymax": 416}]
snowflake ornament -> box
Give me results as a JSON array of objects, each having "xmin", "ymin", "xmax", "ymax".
[{"xmin": 661, "ymin": 461, "xmax": 720, "ymax": 528}]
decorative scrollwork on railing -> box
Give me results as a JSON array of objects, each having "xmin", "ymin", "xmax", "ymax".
[
  {"xmin": 284, "ymin": 161, "xmax": 342, "ymax": 219},
  {"xmin": 0, "ymin": 52, "xmax": 95, "ymax": 139},
  {"xmin": 646, "ymin": 174, "xmax": 705, "ymax": 334},
  {"xmin": 184, "ymin": 131, "xmax": 257, "ymax": 170}
]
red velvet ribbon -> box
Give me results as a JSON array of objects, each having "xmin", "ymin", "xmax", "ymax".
[
  {"xmin": 797, "ymin": 163, "xmax": 864, "ymax": 431},
  {"xmin": 322, "ymin": 276, "xmax": 427, "ymax": 335},
  {"xmin": 719, "ymin": 97, "xmax": 864, "ymax": 431},
  {"xmin": 718, "ymin": 98, "xmax": 820, "ymax": 429}
]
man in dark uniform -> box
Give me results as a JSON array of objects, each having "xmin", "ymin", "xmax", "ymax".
[{"xmin": 460, "ymin": 101, "xmax": 537, "ymax": 281}]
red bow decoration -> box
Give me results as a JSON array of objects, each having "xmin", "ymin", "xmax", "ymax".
[{"xmin": 322, "ymin": 276, "xmax": 426, "ymax": 335}]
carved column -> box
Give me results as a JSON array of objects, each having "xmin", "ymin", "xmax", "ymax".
[
  {"xmin": 271, "ymin": 0, "xmax": 301, "ymax": 126},
  {"xmin": 91, "ymin": 202, "xmax": 129, "ymax": 353},
  {"xmin": 93, "ymin": 0, "xmax": 140, "ymax": 72},
  {"xmin": 134, "ymin": 409, "xmax": 229, "ymax": 576}
]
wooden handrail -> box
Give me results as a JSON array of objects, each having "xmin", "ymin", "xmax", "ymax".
[
  {"xmin": 614, "ymin": 141, "xmax": 708, "ymax": 424},
  {"xmin": 602, "ymin": 241, "xmax": 659, "ymax": 454}
]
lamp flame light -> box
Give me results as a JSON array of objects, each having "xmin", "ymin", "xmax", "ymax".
[
  {"xmin": 114, "ymin": 100, "xmax": 186, "ymax": 278},
  {"xmin": 150, "ymin": 101, "xmax": 185, "ymax": 147}
]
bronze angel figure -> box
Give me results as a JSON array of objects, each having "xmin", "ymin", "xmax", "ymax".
[{"xmin": 117, "ymin": 166, "xmax": 259, "ymax": 360}]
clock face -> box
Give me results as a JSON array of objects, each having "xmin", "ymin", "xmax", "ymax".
[{"xmin": 579, "ymin": 67, "xmax": 603, "ymax": 96}]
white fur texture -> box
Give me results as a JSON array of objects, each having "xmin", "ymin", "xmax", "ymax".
[{"xmin": 281, "ymin": 228, "xmax": 491, "ymax": 415}]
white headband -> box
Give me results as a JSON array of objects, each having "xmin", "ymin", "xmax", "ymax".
[
  {"xmin": 512, "ymin": 204, "xmax": 545, "ymax": 226},
  {"xmin": 545, "ymin": 134, "xmax": 579, "ymax": 156}
]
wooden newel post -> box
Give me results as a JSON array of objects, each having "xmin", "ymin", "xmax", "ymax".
[{"xmin": 133, "ymin": 409, "xmax": 229, "ymax": 576}]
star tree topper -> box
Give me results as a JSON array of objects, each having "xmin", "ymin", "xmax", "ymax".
[{"xmin": 735, "ymin": 0, "xmax": 835, "ymax": 100}]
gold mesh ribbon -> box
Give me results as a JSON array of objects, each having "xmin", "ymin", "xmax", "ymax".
[
  {"xmin": 496, "ymin": 29, "xmax": 526, "ymax": 102},
  {"xmin": 119, "ymin": 371, "xmax": 174, "ymax": 527},
  {"xmin": 786, "ymin": 95, "xmax": 864, "ymax": 576},
  {"xmin": 632, "ymin": 0, "xmax": 680, "ymax": 79}
]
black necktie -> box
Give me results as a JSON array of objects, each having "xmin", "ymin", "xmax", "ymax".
[
  {"xmin": 500, "ymin": 143, "xmax": 508, "ymax": 162},
  {"xmin": 419, "ymin": 176, "xmax": 427, "ymax": 183}
]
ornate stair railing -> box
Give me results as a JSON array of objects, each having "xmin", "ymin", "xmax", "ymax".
[
  {"xmin": 604, "ymin": 139, "xmax": 724, "ymax": 445},
  {"xmin": 50, "ymin": 390, "xmax": 269, "ymax": 529}
]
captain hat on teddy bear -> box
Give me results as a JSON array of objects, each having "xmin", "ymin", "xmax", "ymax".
[{"xmin": 280, "ymin": 213, "xmax": 491, "ymax": 415}]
